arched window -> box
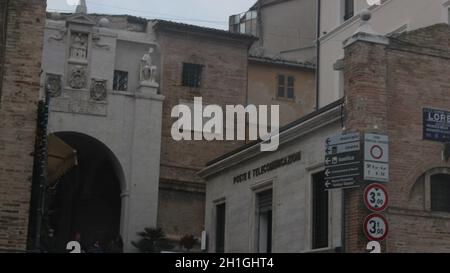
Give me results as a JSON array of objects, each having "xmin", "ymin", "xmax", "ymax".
[
  {"xmin": 430, "ymin": 174, "xmax": 450, "ymax": 213},
  {"xmin": 423, "ymin": 168, "xmax": 450, "ymax": 213}
]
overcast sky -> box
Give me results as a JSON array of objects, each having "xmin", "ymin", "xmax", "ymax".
[{"xmin": 47, "ymin": 0, "xmax": 256, "ymax": 29}]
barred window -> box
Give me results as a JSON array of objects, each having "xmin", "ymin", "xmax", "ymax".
[
  {"xmin": 113, "ymin": 70, "xmax": 128, "ymax": 91},
  {"xmin": 182, "ymin": 63, "xmax": 203, "ymax": 88}
]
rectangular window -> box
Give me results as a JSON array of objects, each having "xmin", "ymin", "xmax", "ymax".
[
  {"xmin": 312, "ymin": 172, "xmax": 329, "ymax": 249},
  {"xmin": 113, "ymin": 70, "xmax": 128, "ymax": 91},
  {"xmin": 257, "ymin": 189, "xmax": 273, "ymax": 253},
  {"xmin": 277, "ymin": 75, "xmax": 285, "ymax": 98},
  {"xmin": 344, "ymin": 0, "xmax": 354, "ymax": 21},
  {"xmin": 431, "ymin": 174, "xmax": 450, "ymax": 213},
  {"xmin": 182, "ymin": 63, "xmax": 203, "ymax": 88},
  {"xmin": 277, "ymin": 75, "xmax": 295, "ymax": 99},
  {"xmin": 215, "ymin": 203, "xmax": 226, "ymax": 253},
  {"xmin": 287, "ymin": 76, "xmax": 295, "ymax": 99},
  {"xmin": 229, "ymin": 11, "xmax": 258, "ymax": 36}
]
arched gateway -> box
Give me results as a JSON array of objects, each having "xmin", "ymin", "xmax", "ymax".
[{"xmin": 46, "ymin": 132, "xmax": 124, "ymax": 252}]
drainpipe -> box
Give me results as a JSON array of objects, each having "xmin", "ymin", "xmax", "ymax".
[{"xmin": 315, "ymin": 0, "xmax": 321, "ymax": 110}]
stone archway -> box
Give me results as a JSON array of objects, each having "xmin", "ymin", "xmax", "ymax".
[{"xmin": 46, "ymin": 132, "xmax": 125, "ymax": 253}]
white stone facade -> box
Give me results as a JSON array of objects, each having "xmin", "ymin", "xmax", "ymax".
[
  {"xmin": 318, "ymin": 0, "xmax": 450, "ymax": 107},
  {"xmin": 200, "ymin": 102, "xmax": 344, "ymax": 253},
  {"xmin": 42, "ymin": 11, "xmax": 164, "ymax": 252}
]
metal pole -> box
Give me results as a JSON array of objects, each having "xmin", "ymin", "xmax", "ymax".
[{"xmin": 32, "ymin": 91, "xmax": 50, "ymax": 251}]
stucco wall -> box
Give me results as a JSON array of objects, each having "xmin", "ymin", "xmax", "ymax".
[
  {"xmin": 255, "ymin": 0, "xmax": 317, "ymax": 61},
  {"xmin": 205, "ymin": 120, "xmax": 343, "ymax": 253},
  {"xmin": 318, "ymin": 0, "xmax": 449, "ymax": 107},
  {"xmin": 247, "ymin": 62, "xmax": 316, "ymax": 126}
]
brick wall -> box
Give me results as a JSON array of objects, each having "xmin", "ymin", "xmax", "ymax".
[
  {"xmin": 343, "ymin": 39, "xmax": 389, "ymax": 253},
  {"xmin": 156, "ymin": 28, "xmax": 251, "ymax": 241},
  {"xmin": 343, "ymin": 24, "xmax": 450, "ymax": 253},
  {"xmin": 0, "ymin": 0, "xmax": 46, "ymax": 251}
]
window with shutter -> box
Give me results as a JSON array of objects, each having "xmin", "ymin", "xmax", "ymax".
[
  {"xmin": 277, "ymin": 75, "xmax": 285, "ymax": 98},
  {"xmin": 287, "ymin": 76, "xmax": 295, "ymax": 99}
]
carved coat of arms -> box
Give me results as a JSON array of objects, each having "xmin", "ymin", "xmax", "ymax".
[{"xmin": 90, "ymin": 79, "xmax": 107, "ymax": 101}]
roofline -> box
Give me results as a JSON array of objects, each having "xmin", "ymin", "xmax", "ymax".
[
  {"xmin": 199, "ymin": 98, "xmax": 344, "ymax": 178},
  {"xmin": 153, "ymin": 19, "xmax": 258, "ymax": 45},
  {"xmin": 250, "ymin": 0, "xmax": 297, "ymax": 10},
  {"xmin": 248, "ymin": 55, "xmax": 316, "ymax": 70}
]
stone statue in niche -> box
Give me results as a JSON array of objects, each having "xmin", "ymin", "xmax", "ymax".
[
  {"xmin": 70, "ymin": 32, "xmax": 88, "ymax": 59},
  {"xmin": 45, "ymin": 74, "xmax": 62, "ymax": 97},
  {"xmin": 140, "ymin": 47, "xmax": 157, "ymax": 84},
  {"xmin": 69, "ymin": 66, "xmax": 87, "ymax": 89},
  {"xmin": 90, "ymin": 79, "xmax": 107, "ymax": 101}
]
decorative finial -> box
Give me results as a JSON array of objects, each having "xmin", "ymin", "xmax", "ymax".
[
  {"xmin": 361, "ymin": 10, "xmax": 372, "ymax": 22},
  {"xmin": 76, "ymin": 0, "xmax": 87, "ymax": 14},
  {"xmin": 354, "ymin": 9, "xmax": 376, "ymax": 35},
  {"xmin": 343, "ymin": 8, "xmax": 389, "ymax": 47}
]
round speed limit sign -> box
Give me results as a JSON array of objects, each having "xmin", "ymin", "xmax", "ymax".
[
  {"xmin": 364, "ymin": 183, "xmax": 388, "ymax": 212},
  {"xmin": 364, "ymin": 214, "xmax": 389, "ymax": 241}
]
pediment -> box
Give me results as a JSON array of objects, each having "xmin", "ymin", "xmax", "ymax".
[{"xmin": 66, "ymin": 13, "xmax": 96, "ymax": 26}]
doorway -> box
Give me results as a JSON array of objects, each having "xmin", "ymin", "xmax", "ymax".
[{"xmin": 46, "ymin": 132, "xmax": 123, "ymax": 253}]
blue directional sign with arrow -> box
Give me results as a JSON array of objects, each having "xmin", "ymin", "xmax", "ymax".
[{"xmin": 324, "ymin": 132, "xmax": 362, "ymax": 190}]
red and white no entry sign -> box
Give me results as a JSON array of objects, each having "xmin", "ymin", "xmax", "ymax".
[
  {"xmin": 364, "ymin": 183, "xmax": 388, "ymax": 212},
  {"xmin": 364, "ymin": 214, "xmax": 389, "ymax": 241},
  {"xmin": 370, "ymin": 145, "xmax": 383, "ymax": 160}
]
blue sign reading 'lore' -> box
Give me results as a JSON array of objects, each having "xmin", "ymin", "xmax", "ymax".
[{"xmin": 423, "ymin": 108, "xmax": 450, "ymax": 143}]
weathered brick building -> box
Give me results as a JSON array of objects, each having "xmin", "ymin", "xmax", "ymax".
[
  {"xmin": 343, "ymin": 23, "xmax": 450, "ymax": 252},
  {"xmin": 0, "ymin": 0, "xmax": 46, "ymax": 251},
  {"xmin": 154, "ymin": 21, "xmax": 256, "ymax": 243}
]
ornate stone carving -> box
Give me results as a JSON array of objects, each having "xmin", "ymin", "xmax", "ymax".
[
  {"xmin": 140, "ymin": 47, "xmax": 157, "ymax": 84},
  {"xmin": 48, "ymin": 29, "xmax": 67, "ymax": 42},
  {"xmin": 45, "ymin": 73, "xmax": 62, "ymax": 97},
  {"xmin": 70, "ymin": 32, "xmax": 89, "ymax": 60},
  {"xmin": 90, "ymin": 79, "xmax": 107, "ymax": 101},
  {"xmin": 69, "ymin": 65, "xmax": 87, "ymax": 89},
  {"xmin": 92, "ymin": 33, "xmax": 110, "ymax": 50}
]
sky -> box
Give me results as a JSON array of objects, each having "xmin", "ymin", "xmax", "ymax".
[{"xmin": 47, "ymin": 0, "xmax": 256, "ymax": 29}]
